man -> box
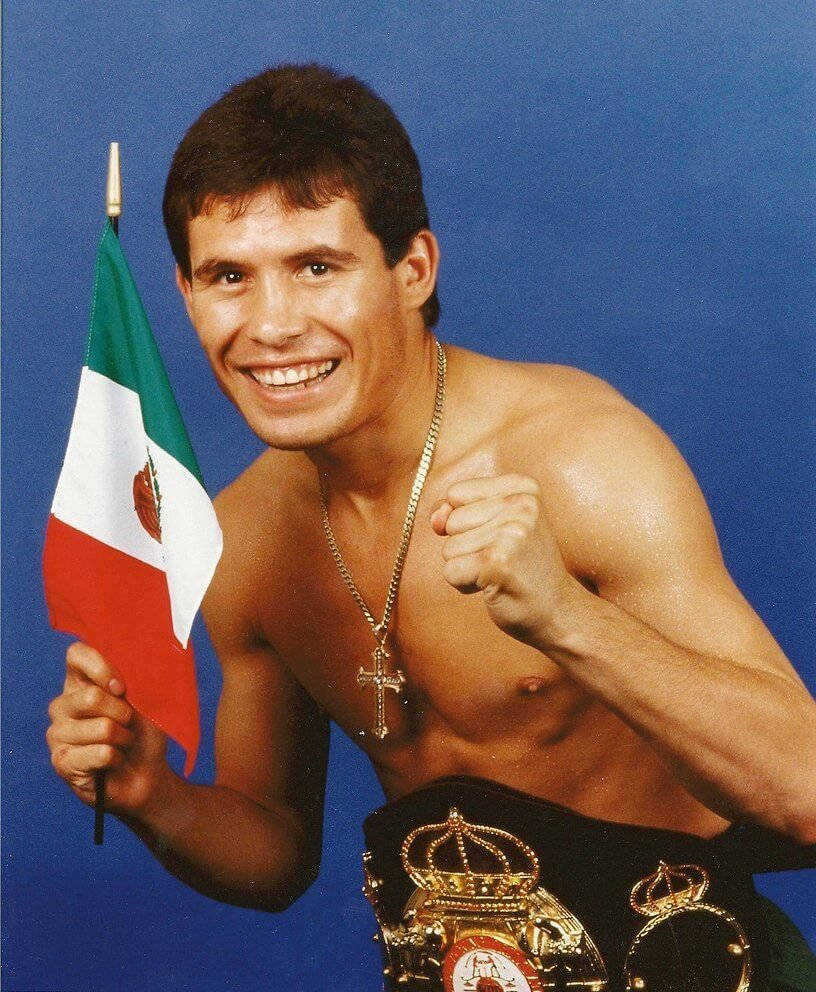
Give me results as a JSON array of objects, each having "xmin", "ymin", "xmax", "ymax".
[{"xmin": 46, "ymin": 65, "xmax": 815, "ymax": 991}]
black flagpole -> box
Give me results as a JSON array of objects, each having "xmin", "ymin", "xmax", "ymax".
[{"xmin": 94, "ymin": 141, "xmax": 122, "ymax": 845}]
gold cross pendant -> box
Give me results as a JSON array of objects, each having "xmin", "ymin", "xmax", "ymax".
[{"xmin": 357, "ymin": 642, "xmax": 405, "ymax": 739}]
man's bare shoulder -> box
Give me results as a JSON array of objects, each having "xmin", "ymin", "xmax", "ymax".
[
  {"xmin": 454, "ymin": 347, "xmax": 645, "ymax": 453},
  {"xmin": 203, "ymin": 448, "xmax": 318, "ymax": 647},
  {"xmin": 214, "ymin": 447, "xmax": 316, "ymax": 537},
  {"xmin": 208, "ymin": 450, "xmax": 315, "ymax": 598},
  {"xmin": 511, "ymin": 361, "xmax": 675, "ymax": 472},
  {"xmin": 457, "ymin": 348, "xmax": 714, "ymax": 576}
]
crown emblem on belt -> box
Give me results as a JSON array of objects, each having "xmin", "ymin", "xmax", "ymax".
[
  {"xmin": 367, "ymin": 806, "xmax": 609, "ymax": 990},
  {"xmin": 629, "ymin": 860, "xmax": 709, "ymax": 917},
  {"xmin": 400, "ymin": 807, "xmax": 540, "ymax": 913}
]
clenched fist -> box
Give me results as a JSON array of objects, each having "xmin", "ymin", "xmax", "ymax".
[
  {"xmin": 430, "ymin": 473, "xmax": 577, "ymax": 645},
  {"xmin": 46, "ymin": 642, "xmax": 168, "ymax": 814}
]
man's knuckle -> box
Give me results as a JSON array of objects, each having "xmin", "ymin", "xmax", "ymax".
[
  {"xmin": 445, "ymin": 508, "xmax": 466, "ymax": 533},
  {"xmin": 66, "ymin": 642, "xmax": 86, "ymax": 667},
  {"xmin": 505, "ymin": 491, "xmax": 537, "ymax": 518},
  {"xmin": 500, "ymin": 521, "xmax": 526, "ymax": 546},
  {"xmin": 520, "ymin": 492, "xmax": 540, "ymax": 514},
  {"xmin": 98, "ymin": 718, "xmax": 116, "ymax": 742},
  {"xmin": 509, "ymin": 473, "xmax": 540, "ymax": 495},
  {"xmin": 50, "ymin": 744, "xmax": 69, "ymax": 773},
  {"xmin": 443, "ymin": 559, "xmax": 467, "ymax": 585},
  {"xmin": 98, "ymin": 744, "xmax": 115, "ymax": 764},
  {"xmin": 85, "ymin": 685, "xmax": 104, "ymax": 709}
]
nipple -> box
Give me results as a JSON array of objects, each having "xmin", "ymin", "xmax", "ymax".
[{"xmin": 519, "ymin": 677, "xmax": 547, "ymax": 695}]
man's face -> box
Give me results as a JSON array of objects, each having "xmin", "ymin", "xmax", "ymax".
[{"xmin": 178, "ymin": 190, "xmax": 419, "ymax": 450}]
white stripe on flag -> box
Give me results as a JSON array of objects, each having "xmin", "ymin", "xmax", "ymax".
[
  {"xmin": 52, "ymin": 368, "xmax": 165, "ymax": 572},
  {"xmin": 150, "ymin": 443, "xmax": 222, "ymax": 647},
  {"xmin": 52, "ymin": 367, "xmax": 222, "ymax": 647}
]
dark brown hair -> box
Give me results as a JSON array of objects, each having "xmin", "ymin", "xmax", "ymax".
[{"xmin": 163, "ymin": 63, "xmax": 439, "ymax": 326}]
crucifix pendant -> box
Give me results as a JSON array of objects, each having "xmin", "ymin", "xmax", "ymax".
[{"xmin": 357, "ymin": 638, "xmax": 406, "ymax": 740}]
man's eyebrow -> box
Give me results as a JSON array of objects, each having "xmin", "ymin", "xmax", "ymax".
[
  {"xmin": 285, "ymin": 245, "xmax": 360, "ymax": 266},
  {"xmin": 191, "ymin": 258, "xmax": 246, "ymax": 282}
]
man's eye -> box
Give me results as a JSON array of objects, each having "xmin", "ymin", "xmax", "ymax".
[
  {"xmin": 221, "ymin": 271, "xmax": 243, "ymax": 285},
  {"xmin": 308, "ymin": 263, "xmax": 330, "ymax": 277}
]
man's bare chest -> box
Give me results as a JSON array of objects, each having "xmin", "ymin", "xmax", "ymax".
[
  {"xmin": 257, "ymin": 522, "xmax": 590, "ymax": 755},
  {"xmin": 249, "ymin": 481, "xmax": 709, "ymax": 826}
]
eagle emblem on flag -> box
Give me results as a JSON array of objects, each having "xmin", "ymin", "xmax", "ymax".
[{"xmin": 133, "ymin": 453, "xmax": 162, "ymax": 542}]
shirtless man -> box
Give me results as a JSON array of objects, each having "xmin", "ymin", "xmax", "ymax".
[{"xmin": 46, "ymin": 65, "xmax": 816, "ymax": 990}]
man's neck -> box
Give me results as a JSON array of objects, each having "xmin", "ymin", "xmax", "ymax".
[{"xmin": 307, "ymin": 334, "xmax": 442, "ymax": 510}]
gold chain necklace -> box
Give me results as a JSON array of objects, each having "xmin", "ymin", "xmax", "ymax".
[{"xmin": 318, "ymin": 338, "xmax": 446, "ymax": 740}]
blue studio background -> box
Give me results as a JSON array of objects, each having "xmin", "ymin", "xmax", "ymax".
[{"xmin": 3, "ymin": 3, "xmax": 814, "ymax": 990}]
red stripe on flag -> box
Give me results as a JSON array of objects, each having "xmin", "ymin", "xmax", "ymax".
[{"xmin": 43, "ymin": 515, "xmax": 199, "ymax": 775}]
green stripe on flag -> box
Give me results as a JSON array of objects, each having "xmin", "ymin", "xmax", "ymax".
[{"xmin": 85, "ymin": 221, "xmax": 203, "ymax": 483}]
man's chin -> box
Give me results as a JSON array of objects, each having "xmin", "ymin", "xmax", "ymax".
[{"xmin": 245, "ymin": 416, "xmax": 348, "ymax": 452}]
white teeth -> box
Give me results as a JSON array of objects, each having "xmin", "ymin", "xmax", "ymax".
[{"xmin": 251, "ymin": 360, "xmax": 336, "ymax": 387}]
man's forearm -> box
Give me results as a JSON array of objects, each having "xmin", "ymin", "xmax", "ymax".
[
  {"xmin": 118, "ymin": 770, "xmax": 317, "ymax": 911},
  {"xmin": 534, "ymin": 578, "xmax": 816, "ymax": 841}
]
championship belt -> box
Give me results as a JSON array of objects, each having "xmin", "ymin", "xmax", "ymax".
[{"xmin": 363, "ymin": 806, "xmax": 609, "ymax": 990}]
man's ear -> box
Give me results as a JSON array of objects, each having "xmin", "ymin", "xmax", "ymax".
[
  {"xmin": 397, "ymin": 230, "xmax": 439, "ymax": 315},
  {"xmin": 175, "ymin": 265, "xmax": 194, "ymax": 320}
]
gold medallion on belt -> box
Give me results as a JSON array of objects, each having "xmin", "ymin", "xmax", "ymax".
[{"xmin": 364, "ymin": 807, "xmax": 607, "ymax": 990}]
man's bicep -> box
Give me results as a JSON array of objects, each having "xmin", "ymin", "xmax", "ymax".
[
  {"xmin": 200, "ymin": 506, "xmax": 329, "ymax": 836},
  {"xmin": 602, "ymin": 559, "xmax": 801, "ymax": 684},
  {"xmin": 571, "ymin": 406, "xmax": 803, "ymax": 683},
  {"xmin": 214, "ymin": 644, "xmax": 329, "ymax": 827}
]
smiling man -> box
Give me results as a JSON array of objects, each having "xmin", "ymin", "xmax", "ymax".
[{"xmin": 46, "ymin": 65, "xmax": 816, "ymax": 991}]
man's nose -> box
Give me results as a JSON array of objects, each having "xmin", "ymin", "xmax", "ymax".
[{"xmin": 247, "ymin": 277, "xmax": 305, "ymax": 346}]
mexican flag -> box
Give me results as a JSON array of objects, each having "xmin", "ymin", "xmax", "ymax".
[{"xmin": 43, "ymin": 221, "xmax": 222, "ymax": 775}]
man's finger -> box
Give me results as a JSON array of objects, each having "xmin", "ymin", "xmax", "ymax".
[
  {"xmin": 444, "ymin": 473, "xmax": 540, "ymax": 508},
  {"xmin": 49, "ymin": 716, "xmax": 135, "ymax": 750},
  {"xmin": 64, "ymin": 641, "xmax": 126, "ymax": 696},
  {"xmin": 50, "ymin": 742, "xmax": 126, "ymax": 777},
  {"xmin": 440, "ymin": 495, "xmax": 514, "ymax": 536},
  {"xmin": 441, "ymin": 520, "xmax": 501, "ymax": 561},
  {"xmin": 429, "ymin": 500, "xmax": 453, "ymax": 535},
  {"xmin": 55, "ymin": 684, "xmax": 133, "ymax": 724},
  {"xmin": 441, "ymin": 553, "xmax": 486, "ymax": 593}
]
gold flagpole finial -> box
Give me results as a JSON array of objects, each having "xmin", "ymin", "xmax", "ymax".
[{"xmin": 106, "ymin": 141, "xmax": 122, "ymax": 219}]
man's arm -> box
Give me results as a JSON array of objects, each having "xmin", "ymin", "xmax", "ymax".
[
  {"xmin": 119, "ymin": 635, "xmax": 329, "ymax": 911},
  {"xmin": 47, "ymin": 497, "xmax": 329, "ymax": 912},
  {"xmin": 432, "ymin": 391, "xmax": 816, "ymax": 841}
]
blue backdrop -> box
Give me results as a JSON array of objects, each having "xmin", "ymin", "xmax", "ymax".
[{"xmin": 3, "ymin": 3, "xmax": 813, "ymax": 990}]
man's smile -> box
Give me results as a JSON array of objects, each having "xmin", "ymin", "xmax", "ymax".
[{"xmin": 243, "ymin": 358, "xmax": 341, "ymax": 392}]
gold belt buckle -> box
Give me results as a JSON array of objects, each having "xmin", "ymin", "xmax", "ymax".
[{"xmin": 363, "ymin": 807, "xmax": 609, "ymax": 990}]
